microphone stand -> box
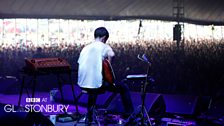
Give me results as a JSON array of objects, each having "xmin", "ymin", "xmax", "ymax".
[
  {"xmin": 139, "ymin": 61, "xmax": 152, "ymax": 126},
  {"xmin": 125, "ymin": 54, "xmax": 153, "ymax": 126}
]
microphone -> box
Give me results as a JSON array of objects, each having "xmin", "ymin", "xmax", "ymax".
[
  {"xmin": 142, "ymin": 54, "xmax": 151, "ymax": 64},
  {"xmin": 142, "ymin": 54, "xmax": 148, "ymax": 62}
]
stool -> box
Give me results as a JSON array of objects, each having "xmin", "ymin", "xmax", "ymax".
[{"xmin": 74, "ymin": 88, "xmax": 105, "ymax": 126}]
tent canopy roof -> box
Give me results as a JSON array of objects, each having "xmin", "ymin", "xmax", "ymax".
[{"xmin": 0, "ymin": 0, "xmax": 224, "ymax": 25}]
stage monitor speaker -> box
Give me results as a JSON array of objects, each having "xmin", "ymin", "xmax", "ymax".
[
  {"xmin": 0, "ymin": 76, "xmax": 19, "ymax": 94},
  {"xmin": 207, "ymin": 96, "xmax": 224, "ymax": 118},
  {"xmin": 163, "ymin": 94, "xmax": 199, "ymax": 115},
  {"xmin": 106, "ymin": 92, "xmax": 166, "ymax": 118},
  {"xmin": 0, "ymin": 103, "xmax": 54, "ymax": 126},
  {"xmin": 173, "ymin": 24, "xmax": 181, "ymax": 41}
]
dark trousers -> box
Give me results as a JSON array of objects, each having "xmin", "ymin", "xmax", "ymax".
[
  {"xmin": 103, "ymin": 81, "xmax": 134, "ymax": 115},
  {"xmin": 80, "ymin": 88, "xmax": 100, "ymax": 122},
  {"xmin": 85, "ymin": 80, "xmax": 134, "ymax": 117}
]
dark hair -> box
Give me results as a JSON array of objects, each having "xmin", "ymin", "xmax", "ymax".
[{"xmin": 94, "ymin": 27, "xmax": 109, "ymax": 41}]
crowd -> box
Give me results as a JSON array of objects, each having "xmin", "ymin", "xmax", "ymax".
[{"xmin": 0, "ymin": 38, "xmax": 223, "ymax": 96}]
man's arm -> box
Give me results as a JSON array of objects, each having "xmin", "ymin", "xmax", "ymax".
[{"xmin": 107, "ymin": 49, "xmax": 115, "ymax": 63}]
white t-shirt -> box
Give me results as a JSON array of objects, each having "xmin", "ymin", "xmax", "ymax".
[{"xmin": 77, "ymin": 40, "xmax": 115, "ymax": 88}]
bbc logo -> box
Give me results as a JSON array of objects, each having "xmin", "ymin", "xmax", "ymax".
[{"xmin": 26, "ymin": 98, "xmax": 40, "ymax": 103}]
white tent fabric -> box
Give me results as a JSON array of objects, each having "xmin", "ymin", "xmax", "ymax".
[{"xmin": 0, "ymin": 0, "xmax": 224, "ymax": 25}]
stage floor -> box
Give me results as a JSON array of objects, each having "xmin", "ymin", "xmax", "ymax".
[{"xmin": 0, "ymin": 91, "xmax": 223, "ymax": 126}]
